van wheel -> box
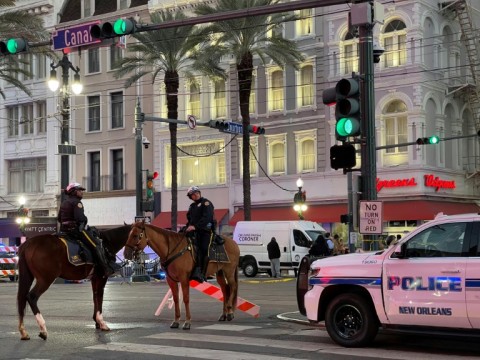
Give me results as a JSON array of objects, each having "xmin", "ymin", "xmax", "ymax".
[
  {"xmin": 325, "ymin": 293, "xmax": 378, "ymax": 347},
  {"xmin": 242, "ymin": 259, "xmax": 258, "ymax": 277}
]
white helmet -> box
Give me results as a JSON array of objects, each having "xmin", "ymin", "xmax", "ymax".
[
  {"xmin": 186, "ymin": 186, "xmax": 200, "ymax": 197},
  {"xmin": 66, "ymin": 182, "xmax": 86, "ymax": 195}
]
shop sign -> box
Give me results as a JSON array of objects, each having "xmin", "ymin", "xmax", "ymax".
[
  {"xmin": 376, "ymin": 174, "xmax": 456, "ymax": 193},
  {"xmin": 424, "ymin": 174, "xmax": 456, "ymax": 191},
  {"xmin": 376, "ymin": 177, "xmax": 417, "ymax": 192}
]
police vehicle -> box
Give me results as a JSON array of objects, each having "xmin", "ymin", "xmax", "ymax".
[{"xmin": 297, "ymin": 213, "xmax": 480, "ymax": 347}]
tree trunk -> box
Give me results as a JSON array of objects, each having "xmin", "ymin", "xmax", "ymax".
[
  {"xmin": 237, "ymin": 53, "xmax": 254, "ymax": 221},
  {"xmin": 165, "ymin": 70, "xmax": 179, "ymax": 230}
]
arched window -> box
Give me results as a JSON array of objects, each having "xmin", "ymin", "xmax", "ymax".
[
  {"xmin": 343, "ymin": 31, "xmax": 358, "ymax": 74},
  {"xmin": 384, "ymin": 100, "xmax": 407, "ymax": 154},
  {"xmin": 383, "ymin": 19, "xmax": 407, "ymax": 68},
  {"xmin": 268, "ymin": 139, "xmax": 286, "ymax": 175}
]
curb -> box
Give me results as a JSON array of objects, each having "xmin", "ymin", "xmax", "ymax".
[{"xmin": 277, "ymin": 311, "xmax": 325, "ymax": 328}]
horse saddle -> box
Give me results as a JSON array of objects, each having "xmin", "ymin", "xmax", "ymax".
[
  {"xmin": 208, "ymin": 235, "xmax": 230, "ymax": 263},
  {"xmin": 59, "ymin": 236, "xmax": 94, "ymax": 266}
]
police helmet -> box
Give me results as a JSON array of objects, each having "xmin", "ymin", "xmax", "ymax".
[
  {"xmin": 66, "ymin": 182, "xmax": 86, "ymax": 195},
  {"xmin": 186, "ymin": 186, "xmax": 200, "ymax": 197}
]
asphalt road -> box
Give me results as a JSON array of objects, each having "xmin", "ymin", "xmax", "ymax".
[{"xmin": 1, "ymin": 274, "xmax": 480, "ymax": 360}]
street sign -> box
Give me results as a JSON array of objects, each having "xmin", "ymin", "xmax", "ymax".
[
  {"xmin": 223, "ymin": 122, "xmax": 243, "ymax": 135},
  {"xmin": 52, "ymin": 22, "xmax": 101, "ymax": 51},
  {"xmin": 135, "ymin": 216, "xmax": 151, "ymax": 224},
  {"xmin": 187, "ymin": 115, "xmax": 196, "ymax": 129},
  {"xmin": 359, "ymin": 201, "xmax": 383, "ymax": 234}
]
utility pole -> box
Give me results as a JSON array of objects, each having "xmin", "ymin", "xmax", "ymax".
[{"xmin": 135, "ymin": 99, "xmax": 144, "ymax": 216}]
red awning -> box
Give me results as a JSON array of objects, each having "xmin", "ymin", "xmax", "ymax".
[
  {"xmin": 152, "ymin": 209, "xmax": 229, "ymax": 229},
  {"xmin": 228, "ymin": 200, "xmax": 480, "ymax": 226},
  {"xmin": 228, "ymin": 204, "xmax": 347, "ymax": 226}
]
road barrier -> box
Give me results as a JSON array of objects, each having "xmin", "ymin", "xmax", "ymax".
[
  {"xmin": 155, "ymin": 280, "xmax": 260, "ymax": 318},
  {"xmin": 0, "ymin": 246, "xmax": 19, "ymax": 279}
]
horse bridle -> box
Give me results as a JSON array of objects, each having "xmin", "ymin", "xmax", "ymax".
[{"xmin": 125, "ymin": 224, "xmax": 148, "ymax": 260}]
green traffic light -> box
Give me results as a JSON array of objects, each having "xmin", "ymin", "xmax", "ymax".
[
  {"xmin": 429, "ymin": 135, "xmax": 439, "ymax": 144},
  {"xmin": 113, "ymin": 19, "xmax": 134, "ymax": 35},
  {"xmin": 5, "ymin": 38, "xmax": 26, "ymax": 54},
  {"xmin": 336, "ymin": 118, "xmax": 360, "ymax": 137}
]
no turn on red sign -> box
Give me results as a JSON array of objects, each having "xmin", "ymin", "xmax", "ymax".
[{"xmin": 359, "ymin": 201, "xmax": 383, "ymax": 235}]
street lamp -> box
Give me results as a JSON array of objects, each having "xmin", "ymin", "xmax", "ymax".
[
  {"xmin": 48, "ymin": 51, "xmax": 82, "ymax": 201},
  {"xmin": 16, "ymin": 196, "xmax": 30, "ymax": 233},
  {"xmin": 293, "ymin": 177, "xmax": 307, "ymax": 220}
]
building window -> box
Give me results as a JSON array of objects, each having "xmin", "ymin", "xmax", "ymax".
[
  {"xmin": 270, "ymin": 70, "xmax": 284, "ymax": 111},
  {"xmin": 110, "ymin": 43, "xmax": 123, "ymax": 70},
  {"xmin": 343, "ymin": 31, "xmax": 359, "ymax": 74},
  {"xmin": 118, "ymin": 0, "xmax": 130, "ymax": 10},
  {"xmin": 22, "ymin": 104, "xmax": 34, "ymax": 136},
  {"xmin": 164, "ymin": 141, "xmax": 226, "ymax": 188},
  {"xmin": 111, "ymin": 92, "xmax": 123, "ymax": 129},
  {"xmin": 7, "ymin": 106, "xmax": 19, "ymax": 138},
  {"xmin": 111, "ymin": 149, "xmax": 124, "ymax": 190},
  {"xmin": 249, "ymin": 73, "xmax": 256, "ymax": 114},
  {"xmin": 213, "ymin": 80, "xmax": 226, "ymax": 119},
  {"xmin": 239, "ymin": 141, "xmax": 258, "ymax": 178},
  {"xmin": 299, "ymin": 65, "xmax": 313, "ymax": 107},
  {"xmin": 37, "ymin": 101, "xmax": 46, "ymax": 134},
  {"xmin": 88, "ymin": 47, "xmax": 100, "ymax": 73},
  {"xmin": 36, "ymin": 54, "xmax": 46, "ymax": 79},
  {"xmin": 88, "ymin": 95, "xmax": 101, "ymax": 132},
  {"xmin": 88, "ymin": 151, "xmax": 101, "ymax": 192},
  {"xmin": 22, "ymin": 53, "xmax": 34, "ymax": 81},
  {"xmin": 384, "ymin": 100, "xmax": 408, "ymax": 154},
  {"xmin": 9, "ymin": 158, "xmax": 46, "ymax": 194},
  {"xmin": 298, "ymin": 138, "xmax": 315, "ymax": 173},
  {"xmin": 268, "ymin": 140, "xmax": 286, "ymax": 175},
  {"xmin": 267, "ymin": 15, "xmax": 283, "ymax": 38},
  {"xmin": 296, "ymin": 9, "xmax": 312, "ymax": 37},
  {"xmin": 82, "ymin": 0, "xmax": 93, "ymax": 18},
  {"xmin": 188, "ymin": 81, "xmax": 201, "ymax": 119},
  {"xmin": 383, "ymin": 19, "xmax": 407, "ymax": 68}
]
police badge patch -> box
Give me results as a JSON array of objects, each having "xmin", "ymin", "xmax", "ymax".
[
  {"xmin": 204, "ymin": 201, "xmax": 210, "ymax": 206},
  {"xmin": 78, "ymin": 203, "xmax": 83, "ymax": 208}
]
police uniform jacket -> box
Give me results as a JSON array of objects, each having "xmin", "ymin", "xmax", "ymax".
[
  {"xmin": 186, "ymin": 197, "xmax": 214, "ymax": 233},
  {"xmin": 58, "ymin": 194, "xmax": 88, "ymax": 230}
]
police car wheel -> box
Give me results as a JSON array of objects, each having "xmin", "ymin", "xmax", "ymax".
[{"xmin": 325, "ymin": 293, "xmax": 379, "ymax": 348}]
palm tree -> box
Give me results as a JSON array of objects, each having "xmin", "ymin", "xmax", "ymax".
[
  {"xmin": 194, "ymin": 0, "xmax": 304, "ymax": 220},
  {"xmin": 0, "ymin": 0, "xmax": 50, "ymax": 99},
  {"xmin": 114, "ymin": 10, "xmax": 223, "ymax": 230}
]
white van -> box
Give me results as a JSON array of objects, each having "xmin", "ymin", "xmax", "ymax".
[{"xmin": 233, "ymin": 221, "xmax": 326, "ymax": 277}]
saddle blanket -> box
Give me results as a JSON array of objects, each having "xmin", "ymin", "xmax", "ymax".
[
  {"xmin": 208, "ymin": 236, "xmax": 230, "ymax": 263},
  {"xmin": 59, "ymin": 237, "xmax": 94, "ymax": 266}
]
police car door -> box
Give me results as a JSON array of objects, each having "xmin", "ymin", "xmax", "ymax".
[
  {"xmin": 465, "ymin": 221, "xmax": 480, "ymax": 328},
  {"xmin": 383, "ymin": 221, "xmax": 469, "ymax": 328}
]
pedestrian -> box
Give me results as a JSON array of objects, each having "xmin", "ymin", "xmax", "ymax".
[
  {"xmin": 333, "ymin": 234, "xmax": 346, "ymax": 255},
  {"xmin": 309, "ymin": 234, "xmax": 330, "ymax": 257},
  {"xmin": 185, "ymin": 185, "xmax": 214, "ymax": 283},
  {"xmin": 386, "ymin": 235, "xmax": 396, "ymax": 247},
  {"xmin": 57, "ymin": 182, "xmax": 119, "ymax": 277},
  {"xmin": 267, "ymin": 237, "xmax": 281, "ymax": 278},
  {"xmin": 325, "ymin": 232, "xmax": 334, "ymax": 255}
]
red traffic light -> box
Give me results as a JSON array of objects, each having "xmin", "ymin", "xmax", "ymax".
[
  {"xmin": 152, "ymin": 171, "xmax": 159, "ymax": 180},
  {"xmin": 248, "ymin": 125, "xmax": 265, "ymax": 135}
]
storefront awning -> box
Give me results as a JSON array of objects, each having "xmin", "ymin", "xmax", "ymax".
[
  {"xmin": 228, "ymin": 200, "xmax": 480, "ymax": 226},
  {"xmin": 152, "ymin": 209, "xmax": 229, "ymax": 229}
]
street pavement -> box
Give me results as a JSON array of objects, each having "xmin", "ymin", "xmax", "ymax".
[{"xmin": 1, "ymin": 274, "xmax": 480, "ymax": 359}]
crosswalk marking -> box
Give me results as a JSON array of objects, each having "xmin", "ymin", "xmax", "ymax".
[
  {"xmin": 86, "ymin": 342, "xmax": 302, "ymax": 360},
  {"xmin": 198, "ymin": 324, "xmax": 261, "ymax": 331}
]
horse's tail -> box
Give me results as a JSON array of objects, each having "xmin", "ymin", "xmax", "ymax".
[{"xmin": 17, "ymin": 244, "xmax": 34, "ymax": 320}]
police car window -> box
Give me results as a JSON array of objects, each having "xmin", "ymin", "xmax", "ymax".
[
  {"xmin": 405, "ymin": 222, "xmax": 466, "ymax": 258},
  {"xmin": 293, "ymin": 230, "xmax": 311, "ymax": 248}
]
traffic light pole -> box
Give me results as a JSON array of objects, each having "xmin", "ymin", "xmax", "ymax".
[
  {"xmin": 359, "ymin": 22, "xmax": 378, "ymax": 250},
  {"xmin": 135, "ymin": 100, "xmax": 144, "ymax": 216}
]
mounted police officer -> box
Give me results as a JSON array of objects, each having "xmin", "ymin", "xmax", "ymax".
[
  {"xmin": 57, "ymin": 182, "xmax": 119, "ymax": 277},
  {"xmin": 185, "ymin": 186, "xmax": 214, "ymax": 283}
]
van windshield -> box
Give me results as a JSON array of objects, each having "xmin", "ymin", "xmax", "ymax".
[{"xmin": 305, "ymin": 230, "xmax": 325, "ymax": 243}]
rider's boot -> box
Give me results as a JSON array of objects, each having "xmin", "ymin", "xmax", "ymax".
[{"xmin": 190, "ymin": 266, "xmax": 204, "ymax": 283}]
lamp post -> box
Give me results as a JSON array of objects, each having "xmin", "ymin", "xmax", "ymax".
[
  {"xmin": 293, "ymin": 177, "xmax": 307, "ymax": 220},
  {"xmin": 16, "ymin": 196, "xmax": 30, "ymax": 234},
  {"xmin": 48, "ymin": 51, "xmax": 83, "ymax": 202}
]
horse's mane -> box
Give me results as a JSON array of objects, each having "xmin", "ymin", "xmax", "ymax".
[{"xmin": 144, "ymin": 223, "xmax": 186, "ymax": 242}]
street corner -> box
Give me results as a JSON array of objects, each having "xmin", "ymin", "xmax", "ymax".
[{"xmin": 276, "ymin": 310, "xmax": 325, "ymax": 328}]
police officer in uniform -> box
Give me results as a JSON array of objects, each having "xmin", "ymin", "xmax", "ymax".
[
  {"xmin": 57, "ymin": 182, "xmax": 119, "ymax": 277},
  {"xmin": 185, "ymin": 186, "xmax": 214, "ymax": 283}
]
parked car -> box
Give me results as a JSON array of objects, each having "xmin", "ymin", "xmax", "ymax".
[{"xmin": 0, "ymin": 250, "xmax": 17, "ymax": 282}]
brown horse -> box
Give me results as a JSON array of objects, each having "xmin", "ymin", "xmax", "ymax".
[
  {"xmin": 124, "ymin": 222, "xmax": 240, "ymax": 329},
  {"xmin": 17, "ymin": 225, "xmax": 131, "ymax": 340}
]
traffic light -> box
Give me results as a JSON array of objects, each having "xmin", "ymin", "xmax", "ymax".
[
  {"xmin": 335, "ymin": 77, "xmax": 361, "ymax": 141},
  {"xmin": 0, "ymin": 38, "xmax": 28, "ymax": 55},
  {"xmin": 248, "ymin": 125, "xmax": 265, "ymax": 135},
  {"xmin": 340, "ymin": 214, "xmax": 351, "ymax": 224},
  {"xmin": 330, "ymin": 144, "xmax": 356, "ymax": 170},
  {"xmin": 208, "ymin": 120, "xmax": 229, "ymax": 131},
  {"xmin": 416, "ymin": 136, "xmax": 440, "ymax": 145},
  {"xmin": 145, "ymin": 170, "xmax": 158, "ymax": 200},
  {"xmin": 90, "ymin": 18, "xmax": 137, "ymax": 39}
]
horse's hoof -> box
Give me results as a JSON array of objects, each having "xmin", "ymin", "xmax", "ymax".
[
  {"xmin": 100, "ymin": 326, "xmax": 111, "ymax": 332},
  {"xmin": 170, "ymin": 321, "xmax": 180, "ymax": 329},
  {"xmin": 226, "ymin": 313, "xmax": 234, "ymax": 321},
  {"xmin": 20, "ymin": 335, "xmax": 30, "ymax": 341},
  {"xmin": 218, "ymin": 314, "xmax": 227, "ymax": 321},
  {"xmin": 38, "ymin": 331, "xmax": 47, "ymax": 340},
  {"xmin": 182, "ymin": 322, "xmax": 191, "ymax": 330}
]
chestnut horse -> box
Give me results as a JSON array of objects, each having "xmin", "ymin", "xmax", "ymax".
[
  {"xmin": 124, "ymin": 222, "xmax": 240, "ymax": 329},
  {"xmin": 17, "ymin": 225, "xmax": 131, "ymax": 340}
]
